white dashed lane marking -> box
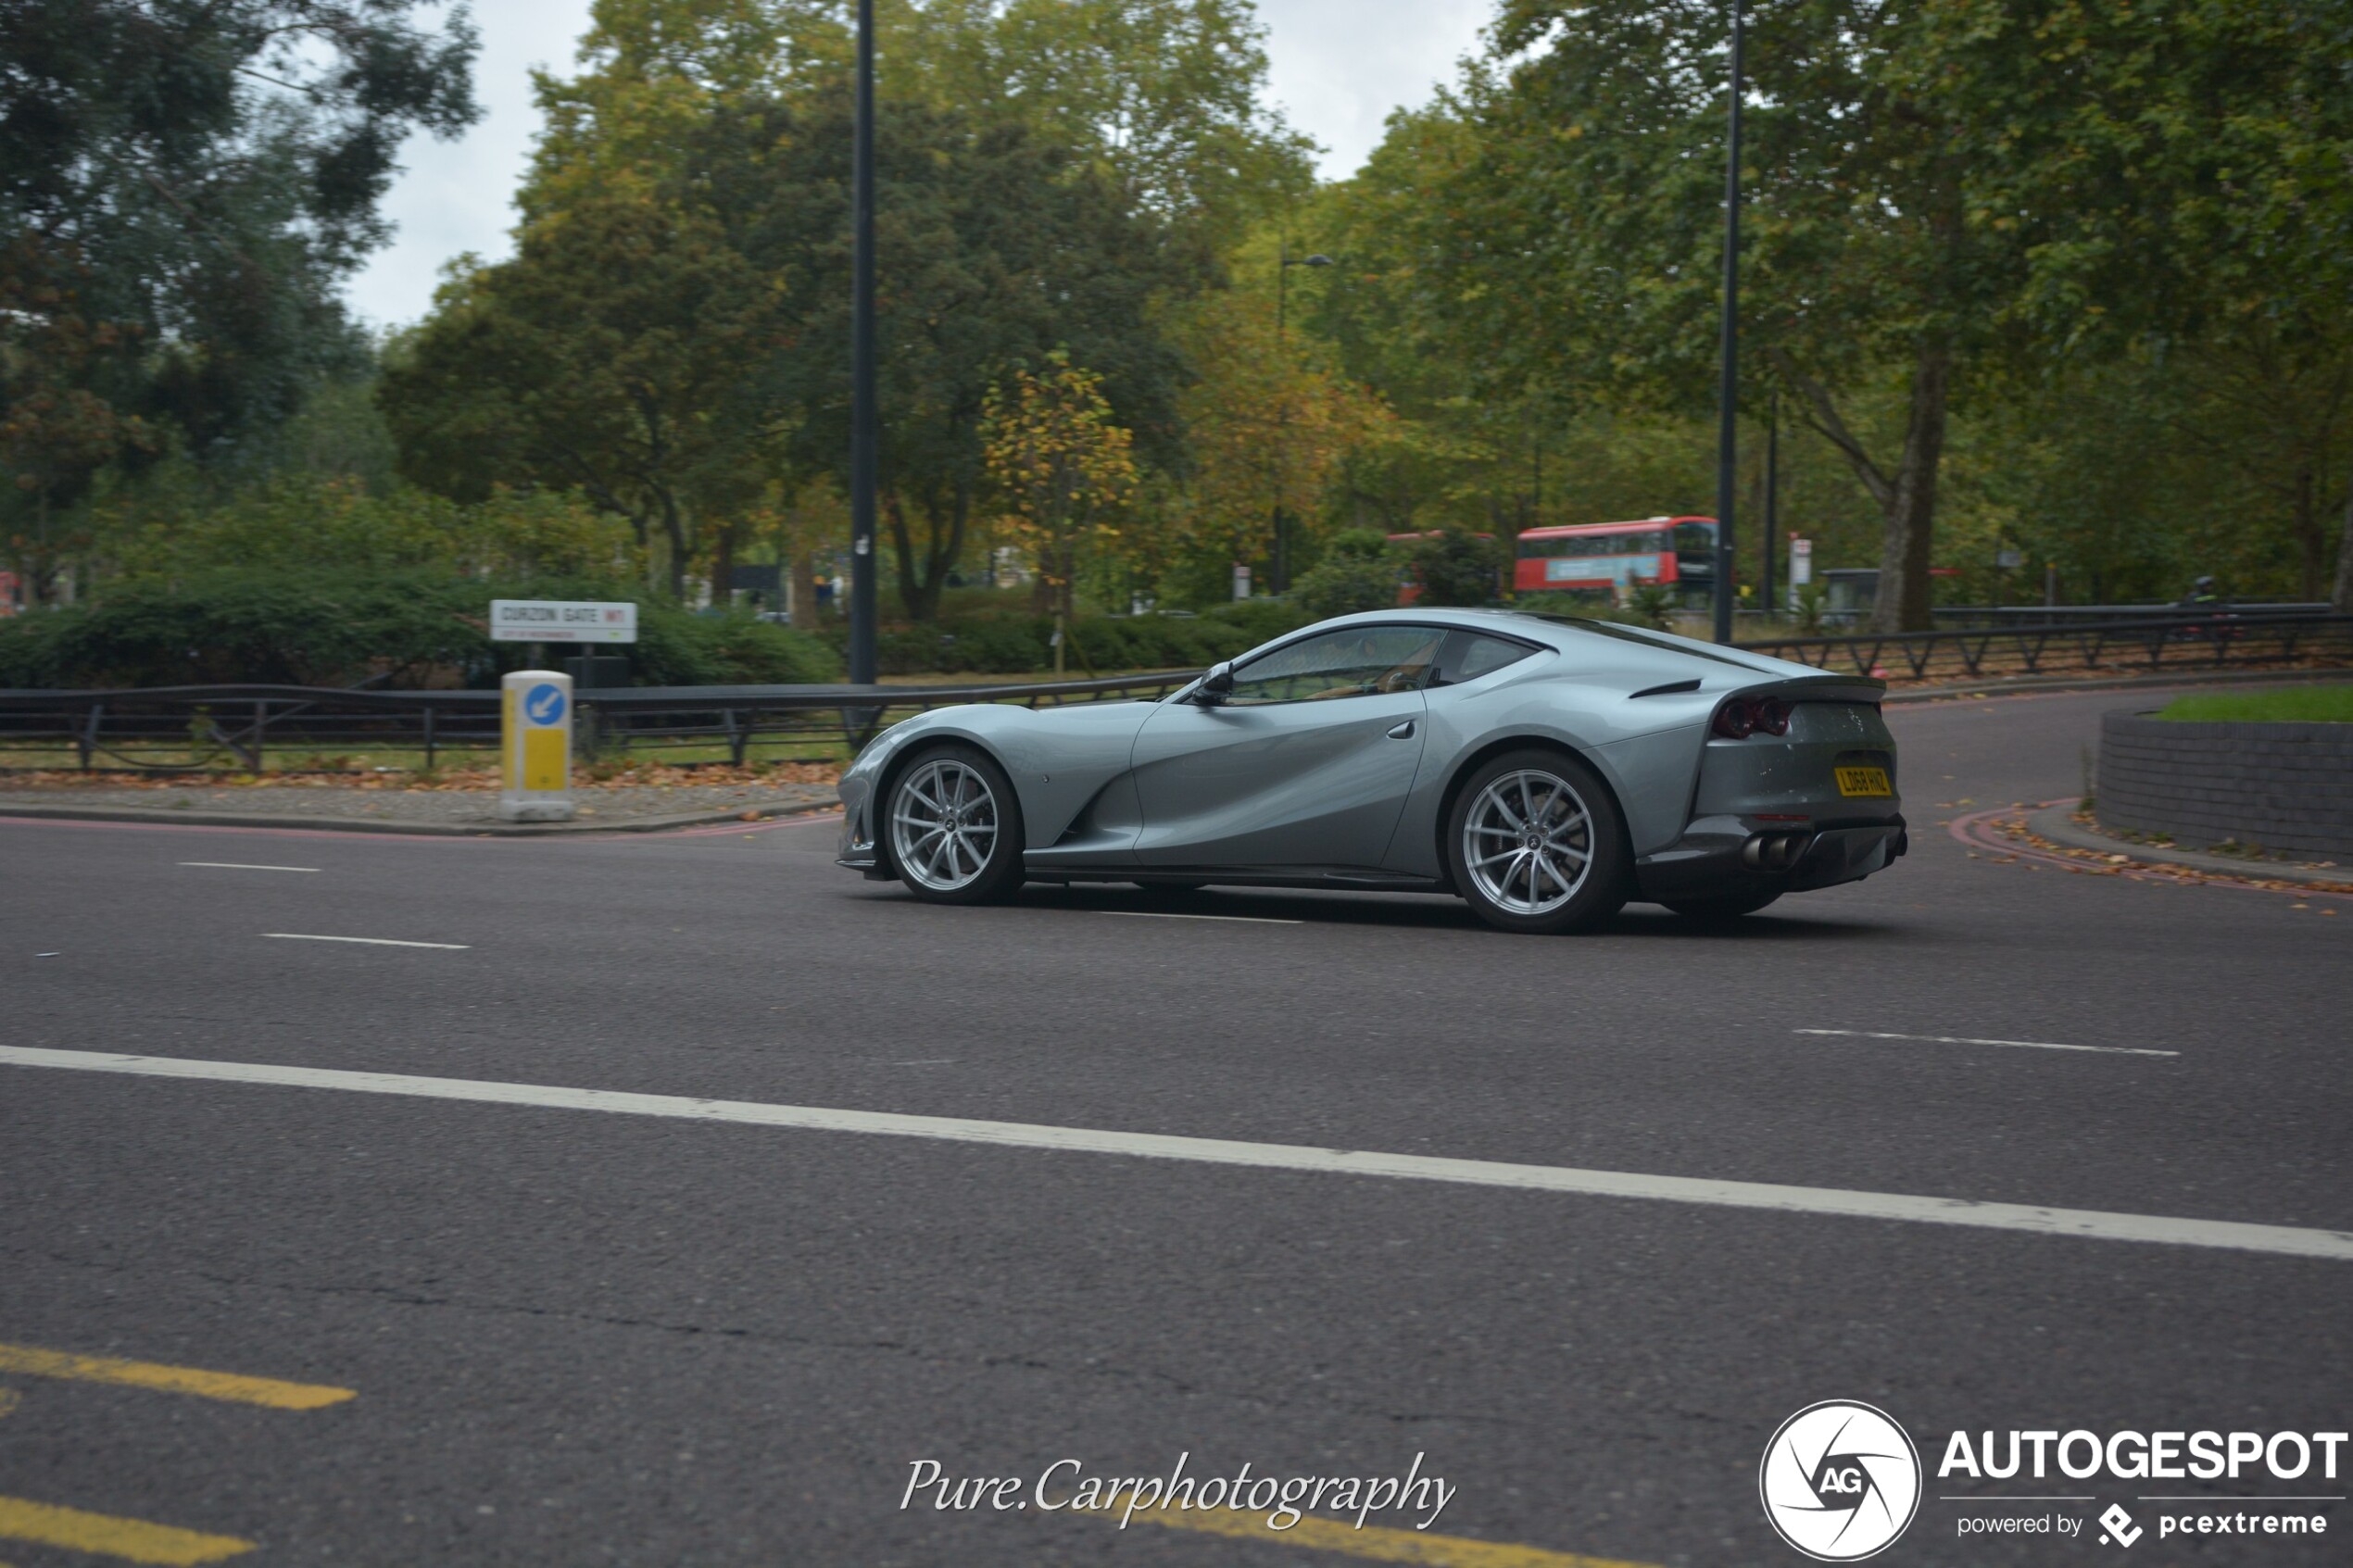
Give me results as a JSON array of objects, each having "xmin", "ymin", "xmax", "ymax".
[
  {"xmin": 1796, "ymin": 1028, "xmax": 2178, "ymax": 1059},
  {"xmin": 2, "ymin": 1047, "xmax": 2343, "ymax": 1260},
  {"xmin": 262, "ymin": 934, "xmax": 470, "ymax": 950},
  {"xmin": 182, "ymin": 862, "xmax": 321, "ymax": 872},
  {"xmin": 1100, "ymin": 911, "xmax": 1302, "ymax": 925}
]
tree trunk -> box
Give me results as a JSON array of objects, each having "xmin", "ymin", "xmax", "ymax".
[
  {"xmin": 887, "ymin": 489, "xmax": 921, "ymax": 621},
  {"xmin": 790, "ymin": 549, "xmax": 818, "ymax": 626},
  {"xmin": 2293, "ymin": 468, "xmax": 2320, "ymax": 601},
  {"xmin": 889, "ymin": 478, "xmax": 971, "ymax": 621},
  {"xmin": 1774, "ymin": 344, "xmax": 1949, "ymax": 633},
  {"xmin": 656, "ymin": 486, "xmax": 689, "ymax": 601},
  {"xmin": 1870, "ymin": 340, "xmax": 1952, "ymax": 633},
  {"xmin": 711, "ymin": 522, "xmax": 739, "ymax": 609},
  {"xmin": 2333, "ymin": 478, "xmax": 2353, "ymax": 612}
]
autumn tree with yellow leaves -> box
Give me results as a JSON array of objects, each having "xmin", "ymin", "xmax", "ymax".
[{"xmin": 982, "ymin": 354, "xmax": 1139, "ymax": 654}]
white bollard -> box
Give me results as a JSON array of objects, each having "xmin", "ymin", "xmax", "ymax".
[{"xmin": 498, "ymin": 670, "xmax": 574, "ymax": 822}]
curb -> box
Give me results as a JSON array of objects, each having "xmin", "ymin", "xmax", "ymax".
[
  {"xmin": 0, "ymin": 797, "xmax": 837, "ymax": 838},
  {"xmin": 2025, "ymin": 801, "xmax": 2353, "ymax": 888},
  {"xmin": 1881, "ymin": 665, "xmax": 2353, "ymax": 706}
]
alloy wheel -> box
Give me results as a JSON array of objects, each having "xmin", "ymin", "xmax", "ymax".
[
  {"xmin": 890, "ymin": 757, "xmax": 1000, "ymax": 893},
  {"xmin": 1461, "ymin": 769, "xmax": 1593, "ymax": 915}
]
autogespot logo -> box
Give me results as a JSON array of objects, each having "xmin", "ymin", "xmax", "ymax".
[{"xmin": 1760, "ymin": 1400, "xmax": 1923, "ymax": 1561}]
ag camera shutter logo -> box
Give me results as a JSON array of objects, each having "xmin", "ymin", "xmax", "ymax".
[{"xmin": 1759, "ymin": 1400, "xmax": 1922, "ymax": 1561}]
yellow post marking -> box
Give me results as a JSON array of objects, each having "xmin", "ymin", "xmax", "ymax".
[
  {"xmin": 1099, "ymin": 1503, "xmax": 1663, "ymax": 1568},
  {"xmin": 0, "ymin": 1497, "xmax": 252, "ymax": 1565},
  {"xmin": 0, "ymin": 1343, "xmax": 353, "ymax": 1411}
]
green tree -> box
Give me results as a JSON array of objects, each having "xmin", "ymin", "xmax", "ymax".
[
  {"xmin": 380, "ymin": 195, "xmax": 772, "ymax": 597},
  {"xmin": 981, "ymin": 353, "xmax": 1139, "ymax": 633},
  {"xmin": 699, "ymin": 87, "xmax": 1196, "ymax": 619},
  {"xmin": 0, "ymin": 1, "xmax": 478, "ymax": 598},
  {"xmin": 1444, "ymin": 0, "xmax": 2353, "ymax": 629}
]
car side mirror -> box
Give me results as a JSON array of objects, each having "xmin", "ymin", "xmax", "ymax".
[{"xmin": 1194, "ymin": 662, "xmax": 1234, "ymax": 706}]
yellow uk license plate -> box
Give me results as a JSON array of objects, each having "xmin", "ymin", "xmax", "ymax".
[{"xmin": 1835, "ymin": 766, "xmax": 1893, "ymax": 798}]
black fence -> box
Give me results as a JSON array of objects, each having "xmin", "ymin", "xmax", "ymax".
[
  {"xmin": 0, "ymin": 671, "xmax": 1201, "ymax": 773},
  {"xmin": 3, "ymin": 609, "xmax": 2347, "ymax": 773},
  {"xmin": 1734, "ymin": 609, "xmax": 2353, "ymax": 682}
]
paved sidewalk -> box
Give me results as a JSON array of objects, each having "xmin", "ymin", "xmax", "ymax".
[
  {"xmin": 0, "ymin": 779, "xmax": 839, "ymax": 835},
  {"xmin": 2026, "ymin": 801, "xmax": 2353, "ymax": 887}
]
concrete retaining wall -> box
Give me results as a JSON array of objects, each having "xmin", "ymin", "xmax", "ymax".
[{"xmin": 2096, "ymin": 710, "xmax": 2353, "ymax": 857}]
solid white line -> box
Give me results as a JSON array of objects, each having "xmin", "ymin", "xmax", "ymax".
[
  {"xmin": 261, "ymin": 934, "xmax": 469, "ymax": 949},
  {"xmin": 182, "ymin": 862, "xmax": 320, "ymax": 873},
  {"xmin": 1795, "ymin": 1028, "xmax": 2178, "ymax": 1059},
  {"xmin": 1100, "ymin": 910, "xmax": 1302, "ymax": 925},
  {"xmin": 0, "ymin": 1046, "xmax": 2344, "ymax": 1261}
]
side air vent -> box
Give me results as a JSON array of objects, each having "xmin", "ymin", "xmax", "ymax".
[{"xmin": 1629, "ymin": 679, "xmax": 1702, "ymax": 699}]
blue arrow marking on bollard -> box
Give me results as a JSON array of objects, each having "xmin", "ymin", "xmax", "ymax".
[{"xmin": 525, "ymin": 684, "xmax": 566, "ymax": 725}]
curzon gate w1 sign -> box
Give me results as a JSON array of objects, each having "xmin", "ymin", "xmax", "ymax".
[{"xmin": 489, "ymin": 599, "xmax": 638, "ymax": 643}]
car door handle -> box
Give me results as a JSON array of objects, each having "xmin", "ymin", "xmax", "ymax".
[{"xmin": 1387, "ymin": 720, "xmax": 1416, "ymax": 739}]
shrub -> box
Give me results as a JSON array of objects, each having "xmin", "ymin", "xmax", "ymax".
[
  {"xmin": 1292, "ymin": 553, "xmax": 1403, "ymax": 619},
  {"xmin": 1401, "ymin": 530, "xmax": 1508, "ymax": 606},
  {"xmin": 0, "ymin": 568, "xmax": 840, "ymax": 689}
]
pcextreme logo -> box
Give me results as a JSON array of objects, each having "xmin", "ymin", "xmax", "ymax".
[{"xmin": 1760, "ymin": 1400, "xmax": 1924, "ymax": 1561}]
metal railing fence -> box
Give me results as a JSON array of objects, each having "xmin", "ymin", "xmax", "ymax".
[
  {"xmin": 0, "ymin": 671, "xmax": 1202, "ymax": 773},
  {"xmin": 1731, "ymin": 609, "xmax": 2353, "ymax": 682},
  {"xmin": 2, "ymin": 610, "xmax": 2346, "ymax": 774}
]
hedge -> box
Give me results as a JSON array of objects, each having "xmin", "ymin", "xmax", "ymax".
[
  {"xmin": 822, "ymin": 598, "xmax": 1317, "ymax": 677},
  {"xmin": 0, "ymin": 568, "xmax": 841, "ymax": 689}
]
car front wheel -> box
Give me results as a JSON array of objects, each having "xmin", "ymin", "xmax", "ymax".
[
  {"xmin": 887, "ymin": 745, "xmax": 1026, "ymax": 904},
  {"xmin": 1445, "ymin": 749, "xmax": 1629, "ymax": 935}
]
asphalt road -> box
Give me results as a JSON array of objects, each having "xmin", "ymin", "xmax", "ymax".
[{"xmin": 2, "ymin": 684, "xmax": 2347, "ymax": 1567}]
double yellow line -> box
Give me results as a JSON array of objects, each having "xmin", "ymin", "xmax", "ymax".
[
  {"xmin": 1084, "ymin": 1499, "xmax": 1666, "ymax": 1567},
  {"xmin": 0, "ymin": 1340, "xmax": 355, "ymax": 1564}
]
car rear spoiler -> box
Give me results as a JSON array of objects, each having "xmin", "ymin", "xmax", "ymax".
[{"xmin": 1730, "ymin": 673, "xmax": 1889, "ymax": 706}]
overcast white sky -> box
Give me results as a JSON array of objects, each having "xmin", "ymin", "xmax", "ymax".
[{"xmin": 344, "ymin": 0, "xmax": 1496, "ymax": 329}]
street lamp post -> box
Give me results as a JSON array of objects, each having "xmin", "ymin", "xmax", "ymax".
[
  {"xmin": 848, "ymin": 0, "xmax": 879, "ymax": 686},
  {"xmin": 1761, "ymin": 390, "xmax": 1779, "ymax": 611},
  {"xmin": 1271, "ymin": 248, "xmax": 1333, "ymax": 595},
  {"xmin": 1711, "ymin": 0, "xmax": 1745, "ymax": 644}
]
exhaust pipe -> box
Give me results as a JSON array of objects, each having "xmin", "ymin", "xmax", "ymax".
[{"xmin": 1742, "ymin": 831, "xmax": 1812, "ymax": 872}]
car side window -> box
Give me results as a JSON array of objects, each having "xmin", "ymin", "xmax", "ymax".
[
  {"xmin": 1437, "ymin": 632, "xmax": 1540, "ymax": 684},
  {"xmin": 1226, "ymin": 626, "xmax": 1446, "ymax": 705}
]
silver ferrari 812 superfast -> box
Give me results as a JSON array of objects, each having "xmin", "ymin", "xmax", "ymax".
[{"xmin": 836, "ymin": 609, "xmax": 1904, "ymax": 933}]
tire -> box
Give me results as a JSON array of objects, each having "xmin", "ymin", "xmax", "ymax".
[
  {"xmin": 1444, "ymin": 747, "xmax": 1629, "ymax": 935},
  {"xmin": 885, "ymin": 744, "xmax": 1026, "ymax": 905},
  {"xmin": 1659, "ymin": 889, "xmax": 1782, "ymax": 921}
]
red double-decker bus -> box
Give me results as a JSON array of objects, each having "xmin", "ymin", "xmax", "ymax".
[{"xmin": 1516, "ymin": 516, "xmax": 1718, "ymax": 599}]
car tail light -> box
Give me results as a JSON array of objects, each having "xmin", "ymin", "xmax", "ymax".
[{"xmin": 1713, "ymin": 696, "xmax": 1792, "ymax": 738}]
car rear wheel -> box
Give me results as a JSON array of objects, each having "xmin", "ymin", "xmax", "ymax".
[
  {"xmin": 1659, "ymin": 889, "xmax": 1782, "ymax": 921},
  {"xmin": 887, "ymin": 746, "xmax": 1026, "ymax": 905},
  {"xmin": 1446, "ymin": 749, "xmax": 1629, "ymax": 935}
]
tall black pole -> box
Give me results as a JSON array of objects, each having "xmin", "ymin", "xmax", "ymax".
[
  {"xmin": 1711, "ymin": 0, "xmax": 1743, "ymax": 644},
  {"xmin": 1272, "ymin": 247, "xmax": 1290, "ymax": 596},
  {"xmin": 848, "ymin": 0, "xmax": 878, "ymax": 685},
  {"xmin": 1761, "ymin": 390, "xmax": 1779, "ymax": 610}
]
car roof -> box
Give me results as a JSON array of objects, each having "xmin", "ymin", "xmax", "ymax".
[{"xmin": 1304, "ymin": 608, "xmax": 1807, "ymax": 676}]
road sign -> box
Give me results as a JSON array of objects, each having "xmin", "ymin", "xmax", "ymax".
[
  {"xmin": 1788, "ymin": 536, "xmax": 1814, "ymax": 585},
  {"xmin": 490, "ymin": 599, "xmax": 637, "ymax": 644},
  {"xmin": 500, "ymin": 670, "xmax": 574, "ymax": 822}
]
